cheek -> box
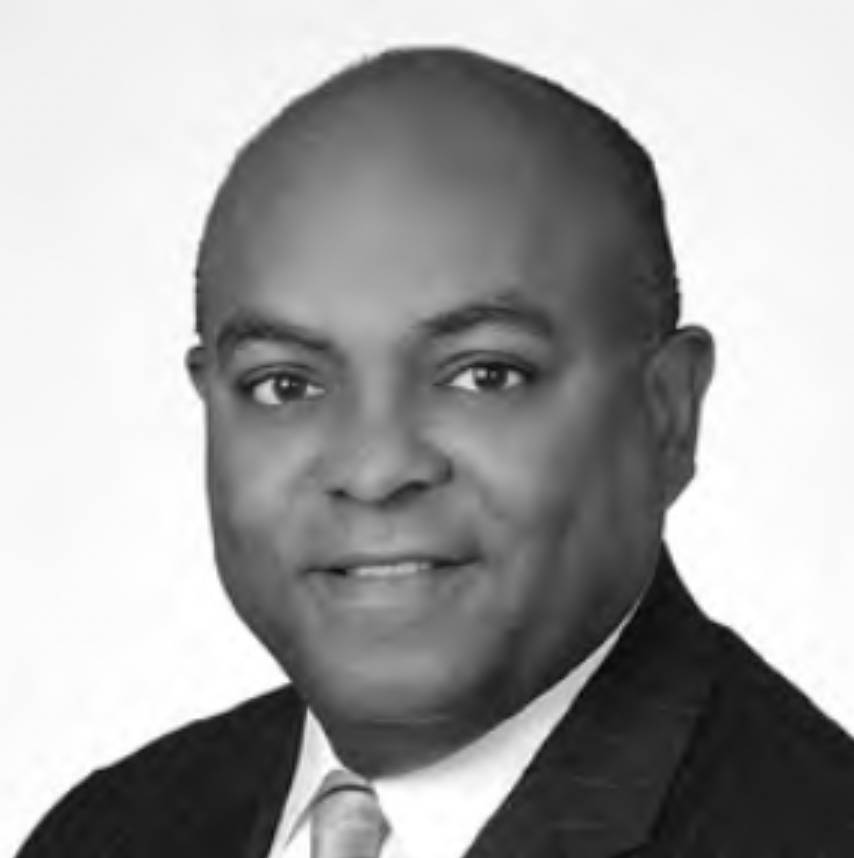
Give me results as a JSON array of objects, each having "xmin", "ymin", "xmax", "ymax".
[
  {"xmin": 447, "ymin": 394, "xmax": 613, "ymax": 528},
  {"xmin": 205, "ymin": 413, "xmax": 322, "ymax": 587},
  {"xmin": 443, "ymin": 377, "xmax": 655, "ymax": 575},
  {"xmin": 207, "ymin": 394, "xmax": 323, "ymax": 510},
  {"xmin": 205, "ymin": 428, "xmax": 322, "ymax": 661}
]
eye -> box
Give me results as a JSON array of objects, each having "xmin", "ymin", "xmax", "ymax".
[
  {"xmin": 241, "ymin": 371, "xmax": 325, "ymax": 407},
  {"xmin": 445, "ymin": 362, "xmax": 532, "ymax": 394}
]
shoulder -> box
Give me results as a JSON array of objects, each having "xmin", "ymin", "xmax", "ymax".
[
  {"xmin": 16, "ymin": 686, "xmax": 304, "ymax": 858},
  {"xmin": 665, "ymin": 623, "xmax": 854, "ymax": 850},
  {"xmin": 109, "ymin": 684, "xmax": 303, "ymax": 779}
]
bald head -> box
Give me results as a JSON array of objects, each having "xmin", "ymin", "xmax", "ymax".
[{"xmin": 196, "ymin": 47, "xmax": 680, "ymax": 342}]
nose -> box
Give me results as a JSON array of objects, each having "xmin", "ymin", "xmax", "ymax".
[{"xmin": 319, "ymin": 403, "xmax": 452, "ymax": 506}]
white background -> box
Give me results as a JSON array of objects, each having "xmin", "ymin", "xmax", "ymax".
[{"xmin": 2, "ymin": 0, "xmax": 853, "ymax": 851}]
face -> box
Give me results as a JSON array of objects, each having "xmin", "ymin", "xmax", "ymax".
[{"xmin": 191, "ymin": 128, "xmax": 672, "ymax": 757}]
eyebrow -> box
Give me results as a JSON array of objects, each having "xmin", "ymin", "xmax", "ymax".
[
  {"xmin": 215, "ymin": 312, "xmax": 341, "ymax": 364},
  {"xmin": 214, "ymin": 292, "xmax": 556, "ymax": 364},
  {"xmin": 414, "ymin": 292, "xmax": 557, "ymax": 344}
]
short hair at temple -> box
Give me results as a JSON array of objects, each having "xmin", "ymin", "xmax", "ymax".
[{"xmin": 194, "ymin": 47, "xmax": 681, "ymax": 342}]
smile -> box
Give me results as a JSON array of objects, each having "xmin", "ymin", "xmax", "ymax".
[
  {"xmin": 338, "ymin": 560, "xmax": 441, "ymax": 578},
  {"xmin": 315, "ymin": 547, "xmax": 474, "ymax": 579},
  {"xmin": 308, "ymin": 552, "xmax": 479, "ymax": 616}
]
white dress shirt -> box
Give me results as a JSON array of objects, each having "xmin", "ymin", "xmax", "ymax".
[{"xmin": 268, "ymin": 612, "xmax": 634, "ymax": 858}]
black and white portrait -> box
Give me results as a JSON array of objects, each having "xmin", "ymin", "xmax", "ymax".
[{"xmin": 3, "ymin": 2, "xmax": 854, "ymax": 855}]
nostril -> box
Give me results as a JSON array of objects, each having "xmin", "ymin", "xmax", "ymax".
[
  {"xmin": 322, "ymin": 431, "xmax": 452, "ymax": 506},
  {"xmin": 330, "ymin": 478, "xmax": 432, "ymax": 509}
]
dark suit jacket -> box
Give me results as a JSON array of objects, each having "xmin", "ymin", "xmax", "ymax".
[{"xmin": 17, "ymin": 549, "xmax": 854, "ymax": 857}]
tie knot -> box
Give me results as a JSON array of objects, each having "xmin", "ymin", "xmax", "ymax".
[{"xmin": 311, "ymin": 769, "xmax": 390, "ymax": 858}]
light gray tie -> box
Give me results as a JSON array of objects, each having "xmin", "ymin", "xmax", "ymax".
[{"xmin": 310, "ymin": 769, "xmax": 390, "ymax": 858}]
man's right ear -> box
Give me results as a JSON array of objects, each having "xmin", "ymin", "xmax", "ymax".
[{"xmin": 186, "ymin": 345, "xmax": 208, "ymax": 399}]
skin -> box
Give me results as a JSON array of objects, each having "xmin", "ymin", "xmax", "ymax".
[{"xmin": 188, "ymin": 79, "xmax": 714, "ymax": 776}]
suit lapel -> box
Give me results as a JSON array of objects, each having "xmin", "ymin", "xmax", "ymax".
[
  {"xmin": 465, "ymin": 548, "xmax": 721, "ymax": 858},
  {"xmin": 239, "ymin": 692, "xmax": 307, "ymax": 858},
  {"xmin": 125, "ymin": 688, "xmax": 307, "ymax": 858}
]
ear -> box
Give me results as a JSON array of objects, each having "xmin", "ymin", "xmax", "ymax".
[
  {"xmin": 643, "ymin": 325, "xmax": 715, "ymax": 506},
  {"xmin": 185, "ymin": 344, "xmax": 209, "ymax": 399}
]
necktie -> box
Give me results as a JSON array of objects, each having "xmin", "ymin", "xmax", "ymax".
[{"xmin": 310, "ymin": 769, "xmax": 390, "ymax": 858}]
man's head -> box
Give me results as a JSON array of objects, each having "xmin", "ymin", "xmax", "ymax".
[{"xmin": 188, "ymin": 48, "xmax": 714, "ymax": 775}]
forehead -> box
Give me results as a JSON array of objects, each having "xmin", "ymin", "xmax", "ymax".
[{"xmin": 198, "ymin": 88, "xmax": 633, "ymax": 344}]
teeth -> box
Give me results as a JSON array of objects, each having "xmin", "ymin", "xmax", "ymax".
[{"xmin": 349, "ymin": 561, "xmax": 435, "ymax": 578}]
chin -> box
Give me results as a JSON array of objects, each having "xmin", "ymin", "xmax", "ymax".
[{"xmin": 294, "ymin": 641, "xmax": 503, "ymax": 731}]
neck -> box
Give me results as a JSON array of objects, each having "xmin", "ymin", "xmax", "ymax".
[
  {"xmin": 319, "ymin": 702, "xmax": 509, "ymax": 778},
  {"xmin": 313, "ymin": 648, "xmax": 591, "ymax": 778}
]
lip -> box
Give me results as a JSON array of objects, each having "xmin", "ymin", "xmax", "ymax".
[
  {"xmin": 313, "ymin": 549, "xmax": 477, "ymax": 575},
  {"xmin": 307, "ymin": 555, "xmax": 482, "ymax": 619}
]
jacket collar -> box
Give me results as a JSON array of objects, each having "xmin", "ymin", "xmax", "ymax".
[{"xmin": 462, "ymin": 546, "xmax": 720, "ymax": 858}]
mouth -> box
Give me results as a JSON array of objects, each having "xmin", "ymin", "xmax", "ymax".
[
  {"xmin": 307, "ymin": 551, "xmax": 480, "ymax": 615},
  {"xmin": 323, "ymin": 557, "xmax": 465, "ymax": 579},
  {"xmin": 313, "ymin": 544, "xmax": 477, "ymax": 577}
]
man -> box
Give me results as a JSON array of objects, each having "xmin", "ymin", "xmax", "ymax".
[{"xmin": 18, "ymin": 47, "xmax": 854, "ymax": 857}]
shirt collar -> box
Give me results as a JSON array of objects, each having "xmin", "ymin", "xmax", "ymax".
[
  {"xmin": 278, "ymin": 605, "xmax": 635, "ymax": 858},
  {"xmin": 276, "ymin": 708, "xmax": 343, "ymax": 845}
]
